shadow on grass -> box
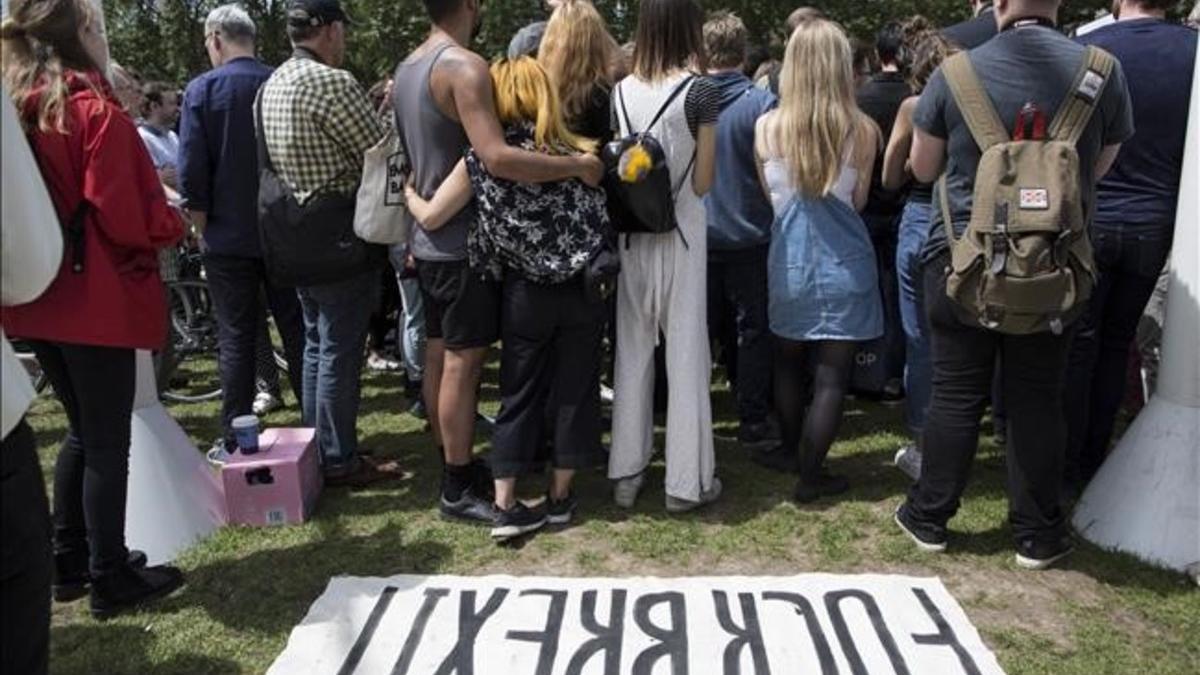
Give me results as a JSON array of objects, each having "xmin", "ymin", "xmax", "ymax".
[{"xmin": 51, "ymin": 624, "xmax": 241, "ymax": 675}]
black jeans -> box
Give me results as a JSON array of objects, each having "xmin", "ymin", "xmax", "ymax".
[
  {"xmin": 1, "ymin": 419, "xmax": 51, "ymax": 675},
  {"xmin": 904, "ymin": 258, "xmax": 1069, "ymax": 546},
  {"xmin": 29, "ymin": 342, "xmax": 136, "ymax": 575},
  {"xmin": 871, "ymin": 230, "xmax": 907, "ymax": 385},
  {"xmin": 205, "ymin": 253, "xmax": 306, "ymax": 446},
  {"xmin": 1065, "ymin": 225, "xmax": 1172, "ymax": 488},
  {"xmin": 491, "ymin": 277, "xmax": 604, "ymax": 479},
  {"xmin": 706, "ymin": 246, "xmax": 772, "ymax": 426}
]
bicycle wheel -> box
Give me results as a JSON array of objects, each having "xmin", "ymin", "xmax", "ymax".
[{"xmin": 161, "ymin": 280, "xmax": 223, "ymax": 404}]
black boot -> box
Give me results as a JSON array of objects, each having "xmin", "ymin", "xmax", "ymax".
[
  {"xmin": 90, "ymin": 563, "xmax": 184, "ymax": 620},
  {"xmin": 54, "ymin": 549, "xmax": 149, "ymax": 603}
]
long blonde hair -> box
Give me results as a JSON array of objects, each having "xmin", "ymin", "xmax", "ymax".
[
  {"xmin": 537, "ymin": 0, "xmax": 615, "ymax": 125},
  {"xmin": 1, "ymin": 0, "xmax": 100, "ymax": 133},
  {"xmin": 767, "ymin": 19, "xmax": 864, "ymax": 197},
  {"xmin": 491, "ymin": 57, "xmax": 597, "ymax": 155}
]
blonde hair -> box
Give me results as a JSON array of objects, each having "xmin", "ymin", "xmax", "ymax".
[
  {"xmin": 2, "ymin": 0, "xmax": 100, "ymax": 133},
  {"xmin": 766, "ymin": 19, "xmax": 865, "ymax": 197},
  {"xmin": 491, "ymin": 57, "xmax": 597, "ymax": 155},
  {"xmin": 537, "ymin": 0, "xmax": 615, "ymax": 126}
]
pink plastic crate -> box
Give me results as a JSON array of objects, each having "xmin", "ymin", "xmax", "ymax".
[{"xmin": 221, "ymin": 428, "xmax": 323, "ymax": 526}]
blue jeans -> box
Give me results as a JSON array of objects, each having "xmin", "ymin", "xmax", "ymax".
[
  {"xmin": 896, "ymin": 200, "xmax": 932, "ymax": 435},
  {"xmin": 297, "ymin": 271, "xmax": 379, "ymax": 468}
]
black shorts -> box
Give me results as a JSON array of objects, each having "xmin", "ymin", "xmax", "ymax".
[{"xmin": 416, "ymin": 259, "xmax": 500, "ymax": 350}]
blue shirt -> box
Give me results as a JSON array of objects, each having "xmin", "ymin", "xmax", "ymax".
[
  {"xmin": 179, "ymin": 57, "xmax": 273, "ymax": 257},
  {"xmin": 1077, "ymin": 19, "xmax": 1197, "ymax": 230},
  {"xmin": 704, "ymin": 71, "xmax": 777, "ymax": 251}
]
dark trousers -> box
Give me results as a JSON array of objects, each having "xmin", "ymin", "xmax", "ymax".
[
  {"xmin": 205, "ymin": 253, "xmax": 305, "ymax": 446},
  {"xmin": 1, "ymin": 419, "xmax": 51, "ymax": 675},
  {"xmin": 491, "ymin": 277, "xmax": 604, "ymax": 479},
  {"xmin": 871, "ymin": 231, "xmax": 907, "ymax": 384},
  {"xmin": 706, "ymin": 246, "xmax": 772, "ymax": 426},
  {"xmin": 1065, "ymin": 225, "xmax": 1172, "ymax": 488},
  {"xmin": 29, "ymin": 342, "xmax": 136, "ymax": 575},
  {"xmin": 905, "ymin": 258, "xmax": 1068, "ymax": 545}
]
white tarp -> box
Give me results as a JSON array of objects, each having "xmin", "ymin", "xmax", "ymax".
[{"xmin": 269, "ymin": 574, "xmax": 1004, "ymax": 675}]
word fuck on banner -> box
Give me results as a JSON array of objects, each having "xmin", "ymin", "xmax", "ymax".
[{"xmin": 268, "ymin": 574, "xmax": 1005, "ymax": 675}]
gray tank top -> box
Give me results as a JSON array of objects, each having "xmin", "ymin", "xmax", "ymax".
[{"xmin": 392, "ymin": 42, "xmax": 475, "ymax": 262}]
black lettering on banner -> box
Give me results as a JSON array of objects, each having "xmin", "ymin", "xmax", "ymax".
[
  {"xmin": 391, "ymin": 587, "xmax": 451, "ymax": 675},
  {"xmin": 431, "ymin": 588, "xmax": 510, "ymax": 675},
  {"xmin": 505, "ymin": 589, "xmax": 569, "ymax": 675},
  {"xmin": 337, "ymin": 586, "xmax": 398, "ymax": 675},
  {"xmin": 824, "ymin": 590, "xmax": 911, "ymax": 675},
  {"xmin": 565, "ymin": 589, "xmax": 627, "ymax": 675},
  {"xmin": 631, "ymin": 592, "xmax": 689, "ymax": 675},
  {"xmin": 712, "ymin": 591, "xmax": 771, "ymax": 675},
  {"xmin": 909, "ymin": 588, "xmax": 982, "ymax": 675},
  {"xmin": 762, "ymin": 592, "xmax": 837, "ymax": 675}
]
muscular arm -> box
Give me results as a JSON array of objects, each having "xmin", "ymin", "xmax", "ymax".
[
  {"xmin": 443, "ymin": 51, "xmax": 603, "ymax": 186},
  {"xmin": 404, "ymin": 159, "xmax": 472, "ymax": 230},
  {"xmin": 882, "ymin": 97, "xmax": 917, "ymax": 191}
]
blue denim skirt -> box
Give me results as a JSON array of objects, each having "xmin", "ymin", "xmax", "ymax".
[{"xmin": 768, "ymin": 195, "xmax": 884, "ymax": 342}]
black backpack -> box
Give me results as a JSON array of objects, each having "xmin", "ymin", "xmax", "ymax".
[{"xmin": 602, "ymin": 76, "xmax": 696, "ymax": 236}]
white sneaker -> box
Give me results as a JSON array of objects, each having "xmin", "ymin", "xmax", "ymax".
[
  {"xmin": 367, "ymin": 353, "xmax": 401, "ymax": 372},
  {"xmin": 205, "ymin": 441, "xmax": 232, "ymax": 466},
  {"xmin": 600, "ymin": 383, "xmax": 615, "ymax": 404},
  {"xmin": 666, "ymin": 477, "xmax": 723, "ymax": 513},
  {"xmin": 893, "ymin": 445, "xmax": 922, "ymax": 481},
  {"xmin": 252, "ymin": 391, "xmax": 281, "ymax": 416},
  {"xmin": 613, "ymin": 473, "xmax": 645, "ymax": 509}
]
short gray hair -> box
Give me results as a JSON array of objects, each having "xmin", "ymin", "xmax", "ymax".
[{"xmin": 205, "ymin": 4, "xmax": 256, "ymax": 44}]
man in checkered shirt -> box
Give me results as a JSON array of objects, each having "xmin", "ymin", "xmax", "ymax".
[{"xmin": 257, "ymin": 0, "xmax": 396, "ymax": 486}]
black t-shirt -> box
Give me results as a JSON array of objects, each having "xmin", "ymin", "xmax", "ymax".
[
  {"xmin": 914, "ymin": 25, "xmax": 1134, "ymax": 262},
  {"xmin": 857, "ymin": 72, "xmax": 913, "ymax": 225},
  {"xmin": 570, "ymin": 84, "xmax": 614, "ymax": 145}
]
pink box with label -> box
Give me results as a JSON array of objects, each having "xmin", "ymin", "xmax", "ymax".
[{"xmin": 221, "ymin": 427, "xmax": 323, "ymax": 526}]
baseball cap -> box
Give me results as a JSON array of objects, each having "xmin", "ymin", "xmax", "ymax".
[{"xmin": 287, "ymin": 0, "xmax": 352, "ymax": 27}]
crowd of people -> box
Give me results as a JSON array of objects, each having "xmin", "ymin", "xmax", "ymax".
[{"xmin": 1, "ymin": 0, "xmax": 1196, "ymax": 670}]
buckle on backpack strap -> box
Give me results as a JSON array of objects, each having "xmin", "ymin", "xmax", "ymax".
[{"xmin": 989, "ymin": 204, "xmax": 1009, "ymax": 275}]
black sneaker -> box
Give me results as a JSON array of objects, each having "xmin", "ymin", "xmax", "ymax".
[
  {"xmin": 408, "ymin": 398, "xmax": 428, "ymax": 420},
  {"xmin": 439, "ymin": 488, "xmax": 497, "ymax": 525},
  {"xmin": 491, "ymin": 502, "xmax": 547, "ymax": 542},
  {"xmin": 738, "ymin": 420, "xmax": 781, "ymax": 449},
  {"xmin": 894, "ymin": 504, "xmax": 948, "ymax": 553},
  {"xmin": 752, "ymin": 444, "xmax": 800, "ymax": 473},
  {"xmin": 1015, "ymin": 536, "xmax": 1074, "ymax": 570},
  {"xmin": 793, "ymin": 472, "xmax": 850, "ymax": 503},
  {"xmin": 547, "ymin": 493, "xmax": 578, "ymax": 525},
  {"xmin": 90, "ymin": 563, "xmax": 184, "ymax": 620},
  {"xmin": 54, "ymin": 549, "xmax": 149, "ymax": 603}
]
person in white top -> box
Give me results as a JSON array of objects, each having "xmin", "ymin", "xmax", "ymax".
[
  {"xmin": 1, "ymin": 86, "xmax": 63, "ymax": 675},
  {"xmin": 608, "ymin": 0, "xmax": 721, "ymax": 512},
  {"xmin": 137, "ymin": 81, "xmax": 182, "ymax": 202},
  {"xmin": 752, "ymin": 18, "xmax": 883, "ymax": 503}
]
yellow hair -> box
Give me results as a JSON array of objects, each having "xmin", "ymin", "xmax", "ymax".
[
  {"xmin": 537, "ymin": 0, "xmax": 615, "ymax": 125},
  {"xmin": 768, "ymin": 19, "xmax": 864, "ymax": 198},
  {"xmin": 491, "ymin": 56, "xmax": 597, "ymax": 155}
]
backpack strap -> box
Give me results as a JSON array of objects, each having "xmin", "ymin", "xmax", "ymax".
[
  {"xmin": 624, "ymin": 75, "xmax": 696, "ymax": 136},
  {"xmin": 1047, "ymin": 46, "xmax": 1115, "ymax": 145},
  {"xmin": 941, "ymin": 53, "xmax": 1009, "ymax": 151}
]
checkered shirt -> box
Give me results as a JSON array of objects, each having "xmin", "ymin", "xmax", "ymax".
[{"xmin": 257, "ymin": 55, "xmax": 383, "ymax": 204}]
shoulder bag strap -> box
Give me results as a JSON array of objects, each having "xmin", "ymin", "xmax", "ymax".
[
  {"xmin": 616, "ymin": 81, "xmax": 634, "ymax": 137},
  {"xmin": 253, "ymin": 86, "xmax": 275, "ymax": 174},
  {"xmin": 1047, "ymin": 46, "xmax": 1115, "ymax": 145},
  {"xmin": 941, "ymin": 53, "xmax": 1009, "ymax": 151}
]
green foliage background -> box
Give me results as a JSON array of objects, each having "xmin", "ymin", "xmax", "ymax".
[{"xmin": 106, "ymin": 0, "xmax": 1150, "ymax": 86}]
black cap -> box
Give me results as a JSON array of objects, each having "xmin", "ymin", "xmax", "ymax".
[{"xmin": 287, "ymin": 0, "xmax": 352, "ymax": 27}]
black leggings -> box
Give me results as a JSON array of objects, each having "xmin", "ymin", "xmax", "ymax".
[{"xmin": 774, "ymin": 337, "xmax": 857, "ymax": 480}]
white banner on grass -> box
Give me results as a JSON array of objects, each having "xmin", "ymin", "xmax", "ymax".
[{"xmin": 268, "ymin": 574, "xmax": 1004, "ymax": 675}]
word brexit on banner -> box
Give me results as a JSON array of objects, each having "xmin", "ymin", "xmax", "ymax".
[{"xmin": 268, "ymin": 574, "xmax": 1005, "ymax": 675}]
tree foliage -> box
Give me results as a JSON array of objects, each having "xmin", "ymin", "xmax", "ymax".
[{"xmin": 105, "ymin": 0, "xmax": 1148, "ymax": 86}]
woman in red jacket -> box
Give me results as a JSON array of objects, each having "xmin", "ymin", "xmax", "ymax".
[{"xmin": 2, "ymin": 0, "xmax": 185, "ymax": 619}]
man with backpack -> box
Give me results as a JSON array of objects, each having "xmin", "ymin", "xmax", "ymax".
[
  {"xmin": 893, "ymin": 0, "xmax": 1133, "ymax": 570},
  {"xmin": 702, "ymin": 12, "xmax": 778, "ymax": 452}
]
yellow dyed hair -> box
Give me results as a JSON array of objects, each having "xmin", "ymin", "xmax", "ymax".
[{"xmin": 491, "ymin": 56, "xmax": 597, "ymax": 155}]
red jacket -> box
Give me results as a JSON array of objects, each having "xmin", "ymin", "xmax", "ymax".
[{"xmin": 3, "ymin": 71, "xmax": 184, "ymax": 350}]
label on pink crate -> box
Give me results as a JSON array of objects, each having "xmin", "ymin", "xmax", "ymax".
[{"xmin": 266, "ymin": 508, "xmax": 287, "ymax": 526}]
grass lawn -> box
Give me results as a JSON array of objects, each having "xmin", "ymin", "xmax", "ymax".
[{"xmin": 31, "ymin": 355, "xmax": 1199, "ymax": 674}]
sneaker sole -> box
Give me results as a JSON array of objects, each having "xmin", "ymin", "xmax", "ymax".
[
  {"xmin": 490, "ymin": 518, "xmax": 547, "ymax": 541},
  {"xmin": 438, "ymin": 508, "xmax": 495, "ymax": 526},
  {"xmin": 1015, "ymin": 547, "xmax": 1074, "ymax": 571},
  {"xmin": 91, "ymin": 577, "xmax": 184, "ymax": 621},
  {"xmin": 546, "ymin": 512, "xmax": 574, "ymax": 526},
  {"xmin": 894, "ymin": 512, "xmax": 947, "ymax": 553}
]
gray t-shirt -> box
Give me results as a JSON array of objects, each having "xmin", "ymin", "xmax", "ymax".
[{"xmin": 914, "ymin": 25, "xmax": 1134, "ymax": 262}]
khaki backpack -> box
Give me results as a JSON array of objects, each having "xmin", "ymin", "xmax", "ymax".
[{"xmin": 938, "ymin": 46, "xmax": 1115, "ymax": 335}]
